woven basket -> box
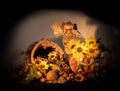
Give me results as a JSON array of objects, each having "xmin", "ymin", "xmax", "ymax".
[{"xmin": 31, "ymin": 39, "xmax": 65, "ymax": 64}]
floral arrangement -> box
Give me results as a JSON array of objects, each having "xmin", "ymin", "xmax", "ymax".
[
  {"xmin": 65, "ymin": 37, "xmax": 106, "ymax": 74},
  {"xmin": 13, "ymin": 21, "xmax": 112, "ymax": 84}
]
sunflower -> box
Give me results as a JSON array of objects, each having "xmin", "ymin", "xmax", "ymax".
[
  {"xmin": 39, "ymin": 60, "xmax": 49, "ymax": 70},
  {"xmin": 34, "ymin": 57, "xmax": 49, "ymax": 70},
  {"xmin": 64, "ymin": 39, "xmax": 81, "ymax": 55},
  {"xmin": 48, "ymin": 51, "xmax": 57, "ymax": 60},
  {"xmin": 71, "ymin": 43, "xmax": 88, "ymax": 59},
  {"xmin": 87, "ymin": 44, "xmax": 100, "ymax": 58},
  {"xmin": 85, "ymin": 36, "xmax": 97, "ymax": 46},
  {"xmin": 34, "ymin": 56, "xmax": 42, "ymax": 66}
]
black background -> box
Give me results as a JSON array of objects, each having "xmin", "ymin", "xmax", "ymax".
[{"xmin": 1, "ymin": 0, "xmax": 120, "ymax": 91}]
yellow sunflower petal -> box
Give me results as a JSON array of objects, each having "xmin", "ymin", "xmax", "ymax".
[
  {"xmin": 40, "ymin": 61, "xmax": 49, "ymax": 70},
  {"xmin": 48, "ymin": 51, "xmax": 57, "ymax": 60},
  {"xmin": 85, "ymin": 36, "xmax": 97, "ymax": 46},
  {"xmin": 71, "ymin": 43, "xmax": 88, "ymax": 59},
  {"xmin": 64, "ymin": 39, "xmax": 80, "ymax": 54},
  {"xmin": 87, "ymin": 44, "xmax": 100, "ymax": 58},
  {"xmin": 89, "ymin": 43, "xmax": 99, "ymax": 49}
]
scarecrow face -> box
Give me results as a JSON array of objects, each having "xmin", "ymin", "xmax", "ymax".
[{"xmin": 63, "ymin": 22, "xmax": 74, "ymax": 34}]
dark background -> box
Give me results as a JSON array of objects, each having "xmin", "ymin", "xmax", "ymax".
[{"xmin": 1, "ymin": 1, "xmax": 120, "ymax": 91}]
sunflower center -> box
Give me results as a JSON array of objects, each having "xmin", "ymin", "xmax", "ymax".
[
  {"xmin": 77, "ymin": 47, "xmax": 82, "ymax": 53},
  {"xmin": 89, "ymin": 41, "xmax": 94, "ymax": 45},
  {"xmin": 35, "ymin": 60, "xmax": 40, "ymax": 64},
  {"xmin": 90, "ymin": 49, "xmax": 94, "ymax": 53},
  {"xmin": 51, "ymin": 55, "xmax": 54, "ymax": 58},
  {"xmin": 71, "ymin": 45, "xmax": 75, "ymax": 49},
  {"xmin": 39, "ymin": 65, "xmax": 45, "ymax": 68}
]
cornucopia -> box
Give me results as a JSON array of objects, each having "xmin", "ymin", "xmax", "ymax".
[{"xmin": 11, "ymin": 21, "xmax": 113, "ymax": 84}]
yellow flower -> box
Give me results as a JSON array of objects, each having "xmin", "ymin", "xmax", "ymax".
[
  {"xmin": 34, "ymin": 57, "xmax": 42, "ymax": 66},
  {"xmin": 39, "ymin": 60, "xmax": 49, "ymax": 70},
  {"xmin": 71, "ymin": 43, "xmax": 88, "ymax": 59},
  {"xmin": 48, "ymin": 51, "xmax": 57, "ymax": 60},
  {"xmin": 85, "ymin": 36, "xmax": 97, "ymax": 46},
  {"xmin": 87, "ymin": 44, "xmax": 100, "ymax": 58},
  {"xmin": 64, "ymin": 39, "xmax": 81, "ymax": 55},
  {"xmin": 34, "ymin": 57, "xmax": 49, "ymax": 70}
]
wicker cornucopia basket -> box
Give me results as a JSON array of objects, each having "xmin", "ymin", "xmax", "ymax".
[
  {"xmin": 30, "ymin": 39, "xmax": 65, "ymax": 64},
  {"xmin": 20, "ymin": 39, "xmax": 73, "ymax": 83}
]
